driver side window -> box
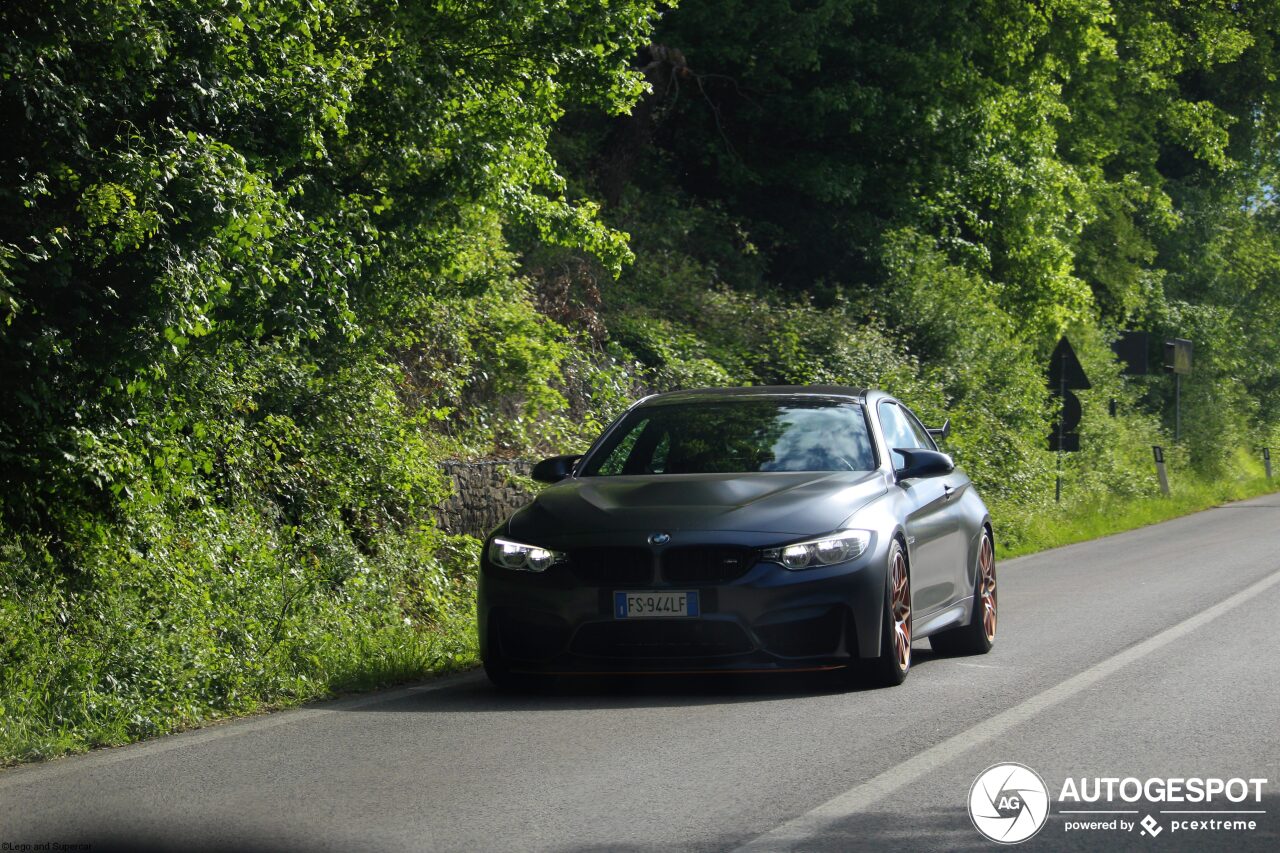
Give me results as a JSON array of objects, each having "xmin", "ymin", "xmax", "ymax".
[
  {"xmin": 595, "ymin": 418, "xmax": 651, "ymax": 474},
  {"xmin": 878, "ymin": 402, "xmax": 925, "ymax": 470},
  {"xmin": 901, "ymin": 406, "xmax": 938, "ymax": 451}
]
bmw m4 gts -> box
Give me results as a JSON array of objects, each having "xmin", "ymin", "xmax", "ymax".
[{"xmin": 478, "ymin": 386, "xmax": 996, "ymax": 689}]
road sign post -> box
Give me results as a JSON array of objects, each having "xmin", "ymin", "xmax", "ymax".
[
  {"xmin": 1265, "ymin": 447, "xmax": 1273, "ymax": 480},
  {"xmin": 1057, "ymin": 367, "xmax": 1064, "ymax": 503},
  {"xmin": 1163, "ymin": 338, "xmax": 1193, "ymax": 442},
  {"xmin": 1153, "ymin": 445, "xmax": 1170, "ymax": 496}
]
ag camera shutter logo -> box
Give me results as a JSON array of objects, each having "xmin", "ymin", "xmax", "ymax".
[{"xmin": 968, "ymin": 763, "xmax": 1051, "ymax": 844}]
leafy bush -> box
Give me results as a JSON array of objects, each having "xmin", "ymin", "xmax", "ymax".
[{"xmin": 0, "ymin": 513, "xmax": 479, "ymax": 762}]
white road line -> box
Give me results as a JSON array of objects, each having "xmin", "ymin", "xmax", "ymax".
[
  {"xmin": 735, "ymin": 566, "xmax": 1280, "ymax": 852},
  {"xmin": 0, "ymin": 670, "xmax": 484, "ymax": 790}
]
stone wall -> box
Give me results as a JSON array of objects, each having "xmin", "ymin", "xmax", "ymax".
[{"xmin": 436, "ymin": 460, "xmax": 536, "ymax": 538}]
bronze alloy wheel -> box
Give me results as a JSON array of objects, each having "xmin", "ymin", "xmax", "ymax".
[
  {"xmin": 855, "ymin": 537, "xmax": 914, "ymax": 687},
  {"xmin": 978, "ymin": 531, "xmax": 997, "ymax": 642},
  {"xmin": 928, "ymin": 526, "xmax": 997, "ymax": 657},
  {"xmin": 890, "ymin": 547, "xmax": 912, "ymax": 671}
]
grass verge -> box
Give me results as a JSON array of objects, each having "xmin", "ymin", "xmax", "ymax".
[
  {"xmin": 997, "ymin": 474, "xmax": 1278, "ymax": 559},
  {"xmin": 0, "ymin": 612, "xmax": 479, "ymax": 768},
  {"xmin": 0, "ymin": 522, "xmax": 481, "ymax": 768}
]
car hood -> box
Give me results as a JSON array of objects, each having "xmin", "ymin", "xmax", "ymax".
[{"xmin": 507, "ymin": 470, "xmax": 888, "ymax": 540}]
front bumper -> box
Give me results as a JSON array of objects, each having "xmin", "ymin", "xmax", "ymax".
[{"xmin": 478, "ymin": 533, "xmax": 889, "ymax": 675}]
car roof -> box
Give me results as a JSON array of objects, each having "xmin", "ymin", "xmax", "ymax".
[{"xmin": 635, "ymin": 385, "xmax": 878, "ymax": 407}]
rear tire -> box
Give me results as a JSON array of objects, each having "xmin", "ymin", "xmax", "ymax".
[
  {"xmin": 858, "ymin": 538, "xmax": 912, "ymax": 687},
  {"xmin": 930, "ymin": 528, "xmax": 996, "ymax": 656}
]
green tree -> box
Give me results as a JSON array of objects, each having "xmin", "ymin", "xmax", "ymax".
[{"xmin": 0, "ymin": 0, "xmax": 662, "ymax": 530}]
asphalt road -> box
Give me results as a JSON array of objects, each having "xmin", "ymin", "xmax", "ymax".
[{"xmin": 3, "ymin": 493, "xmax": 1280, "ymax": 852}]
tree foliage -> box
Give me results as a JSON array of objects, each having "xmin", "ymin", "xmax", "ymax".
[
  {"xmin": 0, "ymin": 0, "xmax": 660, "ymax": 527},
  {"xmin": 0, "ymin": 0, "xmax": 664, "ymax": 761},
  {"xmin": 558, "ymin": 0, "xmax": 1280, "ymax": 495}
]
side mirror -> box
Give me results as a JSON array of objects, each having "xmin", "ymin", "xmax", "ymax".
[
  {"xmin": 894, "ymin": 448, "xmax": 955, "ymax": 481},
  {"xmin": 531, "ymin": 454, "xmax": 582, "ymax": 484},
  {"xmin": 926, "ymin": 418, "xmax": 951, "ymax": 440}
]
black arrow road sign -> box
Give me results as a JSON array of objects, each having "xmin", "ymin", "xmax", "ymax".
[
  {"xmin": 1047, "ymin": 336, "xmax": 1090, "ymax": 454},
  {"xmin": 1048, "ymin": 336, "xmax": 1092, "ymax": 390},
  {"xmin": 1048, "ymin": 390, "xmax": 1082, "ymax": 452}
]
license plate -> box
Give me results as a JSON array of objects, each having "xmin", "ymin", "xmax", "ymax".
[{"xmin": 614, "ymin": 590, "xmax": 700, "ymax": 618}]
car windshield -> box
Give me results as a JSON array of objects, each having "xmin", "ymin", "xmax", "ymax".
[{"xmin": 581, "ymin": 399, "xmax": 876, "ymax": 475}]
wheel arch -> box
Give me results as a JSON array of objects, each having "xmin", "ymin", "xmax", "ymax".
[{"xmin": 852, "ymin": 525, "xmax": 908, "ymax": 661}]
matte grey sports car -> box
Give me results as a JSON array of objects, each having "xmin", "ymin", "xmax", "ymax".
[{"xmin": 478, "ymin": 386, "xmax": 996, "ymax": 689}]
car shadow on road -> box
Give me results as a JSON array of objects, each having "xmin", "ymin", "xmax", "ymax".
[{"xmin": 348, "ymin": 645, "xmax": 945, "ymax": 714}]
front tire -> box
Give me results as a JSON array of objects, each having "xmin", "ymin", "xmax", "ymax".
[
  {"xmin": 930, "ymin": 528, "xmax": 996, "ymax": 656},
  {"xmin": 859, "ymin": 538, "xmax": 912, "ymax": 687}
]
